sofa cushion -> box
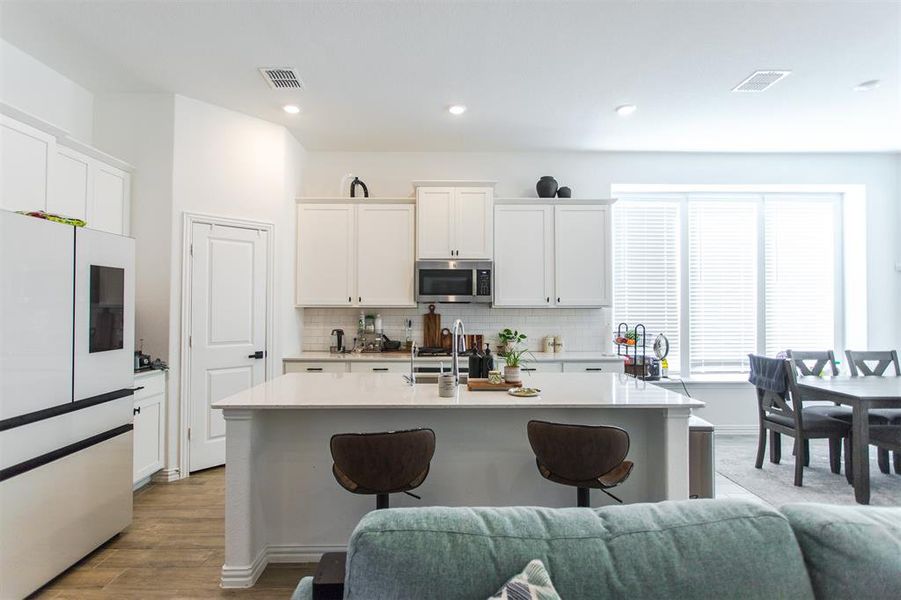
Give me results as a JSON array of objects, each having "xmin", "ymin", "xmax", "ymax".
[
  {"xmin": 343, "ymin": 499, "xmax": 815, "ymax": 600},
  {"xmin": 781, "ymin": 503, "xmax": 901, "ymax": 599}
]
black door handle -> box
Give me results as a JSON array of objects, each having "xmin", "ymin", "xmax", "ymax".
[{"xmin": 248, "ymin": 351, "xmax": 265, "ymax": 359}]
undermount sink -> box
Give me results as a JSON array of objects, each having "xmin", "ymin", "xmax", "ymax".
[{"xmin": 406, "ymin": 373, "xmax": 469, "ymax": 384}]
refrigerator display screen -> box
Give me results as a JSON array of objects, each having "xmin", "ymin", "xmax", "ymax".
[{"xmin": 89, "ymin": 265, "xmax": 125, "ymax": 353}]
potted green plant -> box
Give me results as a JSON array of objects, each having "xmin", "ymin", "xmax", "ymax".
[{"xmin": 498, "ymin": 329, "xmax": 530, "ymax": 383}]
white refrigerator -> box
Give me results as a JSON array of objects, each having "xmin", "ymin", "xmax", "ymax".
[{"xmin": 0, "ymin": 209, "xmax": 135, "ymax": 599}]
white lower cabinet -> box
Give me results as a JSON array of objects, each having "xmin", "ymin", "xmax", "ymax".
[
  {"xmin": 562, "ymin": 361, "xmax": 625, "ymax": 374},
  {"xmin": 349, "ymin": 361, "xmax": 408, "ymax": 373},
  {"xmin": 133, "ymin": 371, "xmax": 166, "ymax": 485},
  {"xmin": 519, "ymin": 362, "xmax": 563, "ymax": 374},
  {"xmin": 284, "ymin": 361, "xmax": 348, "ymax": 374},
  {"xmin": 494, "ymin": 202, "xmax": 612, "ymax": 308}
]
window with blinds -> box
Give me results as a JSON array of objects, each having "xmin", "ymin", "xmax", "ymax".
[
  {"xmin": 613, "ymin": 190, "xmax": 841, "ymax": 377},
  {"xmin": 688, "ymin": 199, "xmax": 758, "ymax": 373},
  {"xmin": 764, "ymin": 196, "xmax": 837, "ymax": 356},
  {"xmin": 612, "ymin": 199, "xmax": 681, "ymax": 371}
]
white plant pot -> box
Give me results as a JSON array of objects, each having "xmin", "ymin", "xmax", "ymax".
[{"xmin": 504, "ymin": 365, "xmax": 522, "ymax": 384}]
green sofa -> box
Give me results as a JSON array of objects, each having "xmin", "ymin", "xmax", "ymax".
[{"xmin": 292, "ymin": 499, "xmax": 901, "ymax": 599}]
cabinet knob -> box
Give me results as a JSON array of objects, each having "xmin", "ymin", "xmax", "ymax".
[
  {"xmin": 557, "ymin": 297, "xmax": 561, "ymax": 303},
  {"xmin": 133, "ymin": 406, "xmax": 141, "ymax": 415},
  {"xmin": 358, "ymin": 296, "xmax": 362, "ymax": 302},
  {"xmin": 546, "ymin": 297, "xmax": 550, "ymax": 303},
  {"xmin": 348, "ymin": 296, "xmax": 351, "ymax": 303}
]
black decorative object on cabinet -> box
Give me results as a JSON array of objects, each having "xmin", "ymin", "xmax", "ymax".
[
  {"xmin": 536, "ymin": 176, "xmax": 558, "ymax": 198},
  {"xmin": 557, "ymin": 186, "xmax": 572, "ymax": 198},
  {"xmin": 350, "ymin": 177, "xmax": 369, "ymax": 198}
]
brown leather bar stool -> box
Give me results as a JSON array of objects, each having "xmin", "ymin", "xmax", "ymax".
[
  {"xmin": 330, "ymin": 427, "xmax": 436, "ymax": 509},
  {"xmin": 315, "ymin": 428, "xmax": 436, "ymax": 600},
  {"xmin": 527, "ymin": 420, "xmax": 633, "ymax": 506}
]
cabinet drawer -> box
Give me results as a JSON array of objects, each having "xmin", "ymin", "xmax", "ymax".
[
  {"xmin": 519, "ymin": 362, "xmax": 562, "ymax": 374},
  {"xmin": 284, "ymin": 361, "xmax": 347, "ymax": 374},
  {"xmin": 134, "ymin": 371, "xmax": 165, "ymax": 400},
  {"xmin": 563, "ymin": 361, "xmax": 625, "ymax": 374},
  {"xmin": 349, "ymin": 361, "xmax": 407, "ymax": 373}
]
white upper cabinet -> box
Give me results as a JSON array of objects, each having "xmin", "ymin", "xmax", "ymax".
[
  {"xmin": 415, "ymin": 187, "xmax": 455, "ymax": 259},
  {"xmin": 357, "ymin": 204, "xmax": 415, "ymax": 307},
  {"xmin": 0, "ymin": 115, "xmax": 55, "ymax": 213},
  {"xmin": 50, "ymin": 146, "xmax": 90, "ymax": 221},
  {"xmin": 90, "ymin": 164, "xmax": 130, "ymax": 235},
  {"xmin": 453, "ymin": 187, "xmax": 493, "ymax": 258},
  {"xmin": 296, "ymin": 202, "xmax": 416, "ymax": 307},
  {"xmin": 416, "ymin": 184, "xmax": 494, "ymax": 259},
  {"xmin": 494, "ymin": 205, "xmax": 554, "ymax": 307},
  {"xmin": 554, "ymin": 204, "xmax": 611, "ymax": 306},
  {"xmin": 493, "ymin": 201, "xmax": 612, "ymax": 308},
  {"xmin": 296, "ymin": 204, "xmax": 356, "ymax": 306},
  {"xmin": 1, "ymin": 110, "xmax": 131, "ymax": 235}
]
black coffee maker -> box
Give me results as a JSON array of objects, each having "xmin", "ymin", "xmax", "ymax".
[{"xmin": 330, "ymin": 329, "xmax": 346, "ymax": 354}]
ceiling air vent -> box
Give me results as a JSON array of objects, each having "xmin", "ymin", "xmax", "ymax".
[
  {"xmin": 259, "ymin": 68, "xmax": 303, "ymax": 90},
  {"xmin": 732, "ymin": 70, "xmax": 791, "ymax": 93}
]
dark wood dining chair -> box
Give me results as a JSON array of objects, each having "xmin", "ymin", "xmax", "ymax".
[
  {"xmin": 786, "ymin": 350, "xmax": 845, "ymax": 470},
  {"xmin": 750, "ymin": 355, "xmax": 850, "ymax": 486},
  {"xmin": 845, "ymin": 350, "xmax": 901, "ymax": 474},
  {"xmin": 527, "ymin": 420, "xmax": 633, "ymax": 506}
]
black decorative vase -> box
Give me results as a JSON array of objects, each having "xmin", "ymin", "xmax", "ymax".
[
  {"xmin": 536, "ymin": 176, "xmax": 558, "ymax": 198},
  {"xmin": 557, "ymin": 186, "xmax": 572, "ymax": 198}
]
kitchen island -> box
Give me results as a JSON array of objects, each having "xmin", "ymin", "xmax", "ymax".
[{"xmin": 212, "ymin": 372, "xmax": 703, "ymax": 588}]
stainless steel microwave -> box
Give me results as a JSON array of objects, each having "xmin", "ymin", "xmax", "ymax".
[{"xmin": 415, "ymin": 260, "xmax": 492, "ymax": 303}]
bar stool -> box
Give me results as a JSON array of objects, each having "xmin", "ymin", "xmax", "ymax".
[
  {"xmin": 330, "ymin": 427, "xmax": 436, "ymax": 509},
  {"xmin": 527, "ymin": 420, "xmax": 633, "ymax": 507},
  {"xmin": 315, "ymin": 428, "xmax": 436, "ymax": 599}
]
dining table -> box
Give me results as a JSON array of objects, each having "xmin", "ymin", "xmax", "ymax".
[{"xmin": 796, "ymin": 375, "xmax": 901, "ymax": 504}]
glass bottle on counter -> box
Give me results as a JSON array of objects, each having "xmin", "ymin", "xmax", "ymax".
[
  {"xmin": 375, "ymin": 313, "xmax": 383, "ymax": 335},
  {"xmin": 357, "ymin": 311, "xmax": 365, "ymax": 334},
  {"xmin": 483, "ymin": 343, "xmax": 494, "ymax": 378}
]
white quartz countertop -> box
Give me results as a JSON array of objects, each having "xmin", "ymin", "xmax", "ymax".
[
  {"xmin": 213, "ymin": 372, "xmax": 703, "ymax": 410},
  {"xmin": 283, "ymin": 351, "xmax": 625, "ymax": 363}
]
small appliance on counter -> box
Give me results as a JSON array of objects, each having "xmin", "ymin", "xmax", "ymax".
[
  {"xmin": 330, "ymin": 329, "xmax": 346, "ymax": 354},
  {"xmin": 134, "ymin": 339, "xmax": 152, "ymax": 371}
]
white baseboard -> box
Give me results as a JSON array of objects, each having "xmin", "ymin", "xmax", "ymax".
[
  {"xmin": 219, "ymin": 544, "xmax": 345, "ymax": 588},
  {"xmin": 714, "ymin": 425, "xmax": 757, "ymax": 436},
  {"xmin": 151, "ymin": 468, "xmax": 181, "ymax": 483}
]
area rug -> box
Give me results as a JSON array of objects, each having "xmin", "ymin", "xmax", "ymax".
[{"xmin": 716, "ymin": 435, "xmax": 901, "ymax": 507}]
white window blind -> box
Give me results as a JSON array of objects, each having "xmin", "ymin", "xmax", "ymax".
[
  {"xmin": 764, "ymin": 196, "xmax": 837, "ymax": 355},
  {"xmin": 688, "ymin": 198, "xmax": 758, "ymax": 373},
  {"xmin": 613, "ymin": 199, "xmax": 681, "ymax": 370}
]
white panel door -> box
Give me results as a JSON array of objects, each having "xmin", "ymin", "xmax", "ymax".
[
  {"xmin": 73, "ymin": 227, "xmax": 135, "ymax": 401},
  {"xmin": 0, "ymin": 211, "xmax": 74, "ymax": 421},
  {"xmin": 454, "ymin": 187, "xmax": 493, "ymax": 259},
  {"xmin": 50, "ymin": 147, "xmax": 90, "ymax": 221},
  {"xmin": 90, "ymin": 165, "xmax": 128, "ymax": 235},
  {"xmin": 416, "ymin": 187, "xmax": 454, "ymax": 258},
  {"xmin": 0, "ymin": 116, "xmax": 55, "ymax": 213},
  {"xmin": 494, "ymin": 205, "xmax": 553, "ymax": 307},
  {"xmin": 296, "ymin": 204, "xmax": 355, "ymax": 306},
  {"xmin": 189, "ymin": 223, "xmax": 268, "ymax": 471},
  {"xmin": 357, "ymin": 204, "xmax": 415, "ymax": 306},
  {"xmin": 554, "ymin": 205, "xmax": 611, "ymax": 306}
]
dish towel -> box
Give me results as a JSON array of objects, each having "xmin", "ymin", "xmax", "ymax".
[{"xmin": 748, "ymin": 354, "xmax": 788, "ymax": 395}]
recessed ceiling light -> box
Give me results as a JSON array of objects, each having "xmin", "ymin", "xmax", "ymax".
[
  {"xmin": 854, "ymin": 79, "xmax": 881, "ymax": 92},
  {"xmin": 615, "ymin": 104, "xmax": 637, "ymax": 117},
  {"xmin": 283, "ymin": 104, "xmax": 300, "ymax": 114},
  {"xmin": 448, "ymin": 105, "xmax": 467, "ymax": 116}
]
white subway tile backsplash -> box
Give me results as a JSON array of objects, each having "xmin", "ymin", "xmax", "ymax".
[{"xmin": 302, "ymin": 304, "xmax": 611, "ymax": 352}]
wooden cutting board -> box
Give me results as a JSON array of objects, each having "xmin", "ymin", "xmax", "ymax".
[
  {"xmin": 440, "ymin": 328, "xmax": 453, "ymax": 352},
  {"xmin": 423, "ymin": 304, "xmax": 440, "ymax": 348},
  {"xmin": 467, "ymin": 378, "xmax": 523, "ymax": 391}
]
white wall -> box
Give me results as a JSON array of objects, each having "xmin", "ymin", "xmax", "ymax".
[
  {"xmin": 0, "ymin": 38, "xmax": 94, "ymax": 142},
  {"xmin": 93, "ymin": 93, "xmax": 176, "ymax": 362},
  {"xmin": 166, "ymin": 95, "xmax": 305, "ymax": 472},
  {"xmin": 303, "ymin": 151, "xmax": 901, "ymax": 350}
]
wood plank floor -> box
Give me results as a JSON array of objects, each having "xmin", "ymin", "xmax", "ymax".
[{"xmin": 30, "ymin": 467, "xmax": 316, "ymax": 599}]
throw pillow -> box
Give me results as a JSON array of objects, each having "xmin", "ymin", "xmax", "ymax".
[{"xmin": 488, "ymin": 559, "xmax": 561, "ymax": 600}]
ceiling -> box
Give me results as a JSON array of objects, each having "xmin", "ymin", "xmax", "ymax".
[{"xmin": 1, "ymin": 1, "xmax": 899, "ymax": 152}]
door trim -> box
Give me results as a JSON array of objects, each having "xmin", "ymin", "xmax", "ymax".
[{"xmin": 179, "ymin": 212, "xmax": 275, "ymax": 478}]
